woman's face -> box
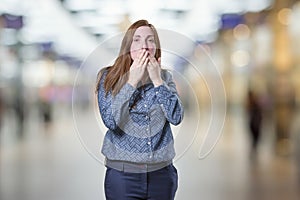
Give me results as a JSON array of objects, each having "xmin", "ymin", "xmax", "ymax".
[{"xmin": 130, "ymin": 26, "xmax": 156, "ymax": 60}]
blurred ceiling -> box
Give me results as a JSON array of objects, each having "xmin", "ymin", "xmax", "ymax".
[{"xmin": 0, "ymin": 0, "xmax": 273, "ymax": 58}]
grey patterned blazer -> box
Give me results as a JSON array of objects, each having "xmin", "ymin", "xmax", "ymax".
[{"xmin": 97, "ymin": 69, "xmax": 184, "ymax": 163}]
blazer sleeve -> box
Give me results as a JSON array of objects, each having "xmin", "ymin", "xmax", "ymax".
[
  {"xmin": 154, "ymin": 70, "xmax": 184, "ymax": 125},
  {"xmin": 97, "ymin": 71, "xmax": 136, "ymax": 130}
]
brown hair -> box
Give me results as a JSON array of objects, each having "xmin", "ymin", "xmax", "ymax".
[{"xmin": 95, "ymin": 19, "xmax": 161, "ymax": 96}]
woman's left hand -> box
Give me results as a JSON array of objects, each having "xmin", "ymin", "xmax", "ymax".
[{"xmin": 147, "ymin": 56, "xmax": 163, "ymax": 87}]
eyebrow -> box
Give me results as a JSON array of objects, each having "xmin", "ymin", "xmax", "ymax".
[{"xmin": 133, "ymin": 35, "xmax": 154, "ymax": 38}]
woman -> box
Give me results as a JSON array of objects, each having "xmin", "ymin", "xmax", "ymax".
[{"xmin": 96, "ymin": 19, "xmax": 184, "ymax": 200}]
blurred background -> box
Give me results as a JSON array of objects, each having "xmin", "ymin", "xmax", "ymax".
[{"xmin": 1, "ymin": 0, "xmax": 300, "ymax": 199}]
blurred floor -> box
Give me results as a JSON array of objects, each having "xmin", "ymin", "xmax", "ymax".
[{"xmin": 0, "ymin": 105, "xmax": 299, "ymax": 200}]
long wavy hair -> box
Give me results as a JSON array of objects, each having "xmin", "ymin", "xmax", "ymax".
[{"xmin": 95, "ymin": 19, "xmax": 161, "ymax": 96}]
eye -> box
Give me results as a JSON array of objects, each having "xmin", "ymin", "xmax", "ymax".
[
  {"xmin": 133, "ymin": 38, "xmax": 140, "ymax": 42},
  {"xmin": 148, "ymin": 39, "xmax": 155, "ymax": 43}
]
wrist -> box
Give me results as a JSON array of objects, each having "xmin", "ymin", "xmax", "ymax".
[
  {"xmin": 127, "ymin": 80, "xmax": 138, "ymax": 88},
  {"xmin": 152, "ymin": 79, "xmax": 163, "ymax": 87}
]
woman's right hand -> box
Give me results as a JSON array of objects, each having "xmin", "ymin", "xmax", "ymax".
[{"xmin": 127, "ymin": 49, "xmax": 149, "ymax": 88}]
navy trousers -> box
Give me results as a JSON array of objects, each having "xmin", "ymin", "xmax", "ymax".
[{"xmin": 104, "ymin": 164, "xmax": 178, "ymax": 200}]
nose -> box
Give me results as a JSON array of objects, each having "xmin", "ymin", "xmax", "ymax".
[{"xmin": 141, "ymin": 40, "xmax": 149, "ymax": 50}]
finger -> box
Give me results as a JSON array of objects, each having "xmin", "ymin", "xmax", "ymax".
[
  {"xmin": 137, "ymin": 49, "xmax": 146, "ymax": 61},
  {"xmin": 148, "ymin": 56, "xmax": 159, "ymax": 67},
  {"xmin": 142, "ymin": 57, "xmax": 149, "ymax": 69},
  {"xmin": 157, "ymin": 57, "xmax": 161, "ymax": 65},
  {"xmin": 147, "ymin": 55, "xmax": 155, "ymax": 63},
  {"xmin": 131, "ymin": 59, "xmax": 139, "ymax": 69},
  {"xmin": 139, "ymin": 50, "xmax": 149, "ymax": 65},
  {"xmin": 146, "ymin": 62, "xmax": 153, "ymax": 70},
  {"xmin": 147, "ymin": 61, "xmax": 156, "ymax": 72}
]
